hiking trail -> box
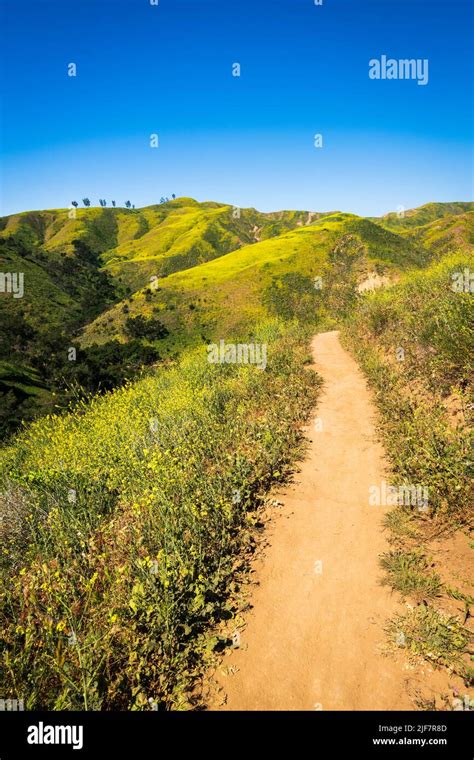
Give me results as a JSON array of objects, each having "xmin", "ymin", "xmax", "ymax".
[{"xmin": 211, "ymin": 330, "xmax": 421, "ymax": 710}]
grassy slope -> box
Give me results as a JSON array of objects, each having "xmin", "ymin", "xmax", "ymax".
[
  {"xmin": 342, "ymin": 249, "xmax": 474, "ymax": 690},
  {"xmin": 0, "ymin": 199, "xmax": 420, "ymax": 436},
  {"xmin": 372, "ymin": 201, "xmax": 474, "ymax": 230},
  {"xmin": 101, "ymin": 200, "xmax": 333, "ymax": 292},
  {"xmin": 101, "ymin": 201, "xmax": 255, "ymax": 292},
  {"xmin": 2, "ymin": 199, "xmax": 464, "ymax": 344},
  {"xmin": 0, "ymin": 320, "xmax": 320, "ymax": 709},
  {"xmin": 1, "ymin": 199, "xmax": 334, "ymax": 296},
  {"xmin": 82, "ymin": 214, "xmax": 424, "ymax": 352},
  {"xmin": 401, "ymin": 211, "xmax": 474, "ymax": 261},
  {"xmin": 0, "ymin": 247, "xmax": 78, "ymax": 329},
  {"xmin": 1, "ymin": 207, "xmax": 147, "ymax": 255},
  {"xmin": 1, "ymin": 199, "xmax": 472, "ymax": 707}
]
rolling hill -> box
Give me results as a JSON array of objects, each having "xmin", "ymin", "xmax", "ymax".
[
  {"xmin": 372, "ymin": 201, "xmax": 474, "ymax": 230},
  {"xmin": 1, "ymin": 198, "xmax": 335, "ymax": 295},
  {"xmin": 81, "ymin": 211, "xmax": 426, "ymax": 352},
  {"xmin": 0, "ymin": 198, "xmax": 472, "ymax": 434},
  {"xmin": 0, "ymin": 196, "xmax": 472, "ymax": 710}
]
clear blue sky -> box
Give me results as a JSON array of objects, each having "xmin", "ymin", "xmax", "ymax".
[{"xmin": 1, "ymin": 0, "xmax": 472, "ymax": 216}]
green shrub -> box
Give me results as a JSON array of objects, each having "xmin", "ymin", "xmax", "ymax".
[{"xmin": 0, "ymin": 320, "xmax": 320, "ymax": 709}]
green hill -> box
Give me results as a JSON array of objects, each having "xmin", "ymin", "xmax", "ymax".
[
  {"xmin": 372, "ymin": 201, "xmax": 474, "ymax": 230},
  {"xmin": 0, "ymin": 197, "xmax": 470, "ymax": 436},
  {"xmin": 1, "ymin": 199, "xmax": 335, "ymax": 295},
  {"xmin": 81, "ymin": 212, "xmax": 424, "ymax": 351},
  {"xmin": 401, "ymin": 211, "xmax": 474, "ymax": 260},
  {"xmin": 0, "ymin": 196, "xmax": 472, "ymax": 709},
  {"xmin": 101, "ymin": 198, "xmax": 337, "ymax": 292},
  {"xmin": 0, "ymin": 361, "xmax": 51, "ymax": 439}
]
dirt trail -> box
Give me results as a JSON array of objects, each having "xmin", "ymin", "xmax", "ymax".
[{"xmin": 212, "ymin": 330, "xmax": 415, "ymax": 710}]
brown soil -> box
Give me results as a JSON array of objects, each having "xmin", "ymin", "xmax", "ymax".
[{"xmin": 209, "ymin": 331, "xmax": 466, "ymax": 710}]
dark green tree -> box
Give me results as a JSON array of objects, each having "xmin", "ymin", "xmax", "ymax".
[{"xmin": 124, "ymin": 316, "xmax": 169, "ymax": 341}]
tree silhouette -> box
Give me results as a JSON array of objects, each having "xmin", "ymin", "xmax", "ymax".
[
  {"xmin": 171, "ymin": 194, "xmax": 176, "ymax": 199},
  {"xmin": 82, "ymin": 198, "xmax": 91, "ymax": 207},
  {"xmin": 111, "ymin": 200, "xmax": 116, "ymax": 207},
  {"xmin": 125, "ymin": 200, "xmax": 132, "ymax": 208},
  {"xmin": 71, "ymin": 201, "xmax": 78, "ymax": 207}
]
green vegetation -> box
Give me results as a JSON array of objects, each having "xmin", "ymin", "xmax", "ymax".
[
  {"xmin": 124, "ymin": 316, "xmax": 169, "ymax": 341},
  {"xmin": 343, "ymin": 252, "xmax": 473, "ymax": 520},
  {"xmin": 343, "ymin": 246, "xmax": 473, "ymax": 685},
  {"xmin": 387, "ymin": 606, "xmax": 472, "ymax": 683},
  {"xmin": 1, "ymin": 201, "xmax": 351, "ymax": 414},
  {"xmin": 82, "ymin": 213, "xmax": 423, "ymax": 352},
  {"xmin": 373, "ymin": 202, "xmax": 474, "ymax": 231},
  {"xmin": 380, "ymin": 550, "xmax": 442, "ymax": 601},
  {"xmin": 404, "ymin": 212, "xmax": 474, "ymax": 262},
  {"xmin": 0, "ymin": 210, "xmax": 166, "ymax": 439},
  {"xmin": 0, "ymin": 362, "xmax": 51, "ymax": 440},
  {"xmin": 0, "ymin": 196, "xmax": 472, "ymax": 706},
  {"xmin": 0, "ymin": 320, "xmax": 319, "ymax": 708}
]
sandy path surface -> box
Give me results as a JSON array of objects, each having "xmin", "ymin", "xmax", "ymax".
[{"xmin": 212, "ymin": 330, "xmax": 414, "ymax": 710}]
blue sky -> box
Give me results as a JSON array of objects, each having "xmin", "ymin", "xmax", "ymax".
[{"xmin": 1, "ymin": 0, "xmax": 472, "ymax": 216}]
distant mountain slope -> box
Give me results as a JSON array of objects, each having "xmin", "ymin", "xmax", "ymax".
[
  {"xmin": 0, "ymin": 198, "xmax": 334, "ymax": 294},
  {"xmin": 401, "ymin": 211, "xmax": 474, "ymax": 260},
  {"xmin": 0, "ymin": 196, "xmax": 471, "ymax": 437},
  {"xmin": 1, "ymin": 197, "xmax": 468, "ymax": 349},
  {"xmin": 82, "ymin": 213, "xmax": 425, "ymax": 352},
  {"xmin": 0, "ymin": 237, "xmax": 78, "ymax": 330},
  {"xmin": 0, "ymin": 224, "xmax": 116, "ymax": 333},
  {"xmin": 372, "ymin": 201, "xmax": 474, "ymax": 230},
  {"xmin": 369, "ymin": 204, "xmax": 474, "ymax": 262},
  {"xmin": 102, "ymin": 201, "xmax": 336, "ymax": 292}
]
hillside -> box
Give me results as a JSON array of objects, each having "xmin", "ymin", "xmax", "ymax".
[
  {"xmin": 82, "ymin": 212, "xmax": 425, "ymax": 352},
  {"xmin": 342, "ymin": 249, "xmax": 473, "ymax": 699},
  {"xmin": 402, "ymin": 211, "xmax": 474, "ymax": 260},
  {"xmin": 0, "ymin": 320, "xmax": 321, "ymax": 709},
  {"xmin": 1, "ymin": 199, "xmax": 334, "ymax": 295},
  {"xmin": 0, "ymin": 196, "xmax": 472, "ymax": 710},
  {"xmin": 0, "ymin": 198, "xmax": 426, "ymax": 434},
  {"xmin": 101, "ymin": 199, "xmax": 333, "ymax": 293},
  {"xmin": 372, "ymin": 201, "xmax": 474, "ymax": 230},
  {"xmin": 1, "ymin": 198, "xmax": 471, "ymax": 436}
]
